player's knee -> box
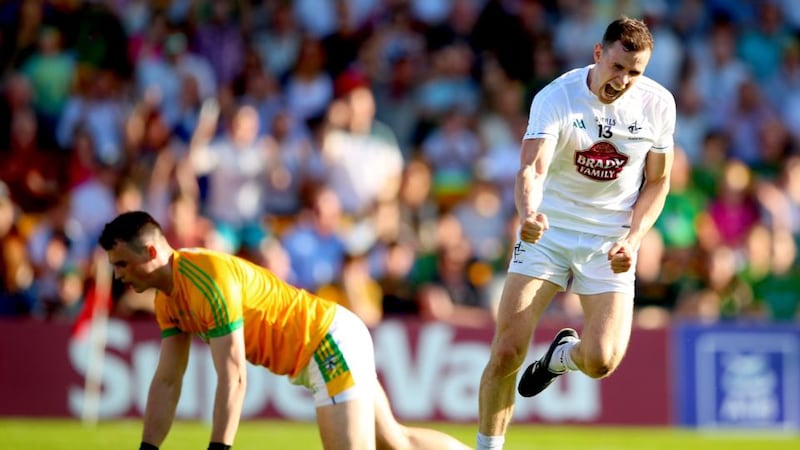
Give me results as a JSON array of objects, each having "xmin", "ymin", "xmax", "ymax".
[
  {"xmin": 581, "ymin": 355, "xmax": 620, "ymax": 379},
  {"xmin": 377, "ymin": 430, "xmax": 410, "ymax": 450},
  {"xmin": 488, "ymin": 338, "xmax": 528, "ymax": 375}
]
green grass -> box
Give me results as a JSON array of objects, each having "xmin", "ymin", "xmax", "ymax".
[{"xmin": 1, "ymin": 419, "xmax": 799, "ymax": 449}]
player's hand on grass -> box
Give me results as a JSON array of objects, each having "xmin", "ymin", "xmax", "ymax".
[{"xmin": 520, "ymin": 212, "xmax": 549, "ymax": 243}]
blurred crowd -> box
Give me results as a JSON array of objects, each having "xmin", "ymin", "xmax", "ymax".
[{"xmin": 0, "ymin": 0, "xmax": 799, "ymax": 330}]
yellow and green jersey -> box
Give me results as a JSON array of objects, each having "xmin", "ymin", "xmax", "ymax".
[{"xmin": 154, "ymin": 248, "xmax": 337, "ymax": 377}]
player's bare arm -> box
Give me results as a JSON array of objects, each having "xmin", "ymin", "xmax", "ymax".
[
  {"xmin": 208, "ymin": 327, "xmax": 248, "ymax": 446},
  {"xmin": 608, "ymin": 150, "xmax": 673, "ymax": 273},
  {"xmin": 516, "ymin": 137, "xmax": 555, "ymax": 243},
  {"xmin": 142, "ymin": 332, "xmax": 191, "ymax": 447}
]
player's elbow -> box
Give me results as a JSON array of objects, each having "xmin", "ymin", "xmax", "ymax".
[
  {"xmin": 230, "ymin": 367, "xmax": 248, "ymax": 389},
  {"xmin": 517, "ymin": 166, "xmax": 545, "ymax": 188},
  {"xmin": 236, "ymin": 367, "xmax": 248, "ymax": 393},
  {"xmin": 237, "ymin": 370, "xmax": 247, "ymax": 389}
]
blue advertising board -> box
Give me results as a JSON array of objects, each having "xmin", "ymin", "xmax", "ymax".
[{"xmin": 674, "ymin": 323, "xmax": 800, "ymax": 430}]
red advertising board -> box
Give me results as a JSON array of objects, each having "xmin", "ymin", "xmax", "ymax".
[{"xmin": 0, "ymin": 318, "xmax": 670, "ymax": 424}]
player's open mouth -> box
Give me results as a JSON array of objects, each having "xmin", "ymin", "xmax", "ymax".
[{"xmin": 604, "ymin": 84, "xmax": 621, "ymax": 98}]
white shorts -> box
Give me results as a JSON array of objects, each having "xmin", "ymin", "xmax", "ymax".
[
  {"xmin": 289, "ymin": 305, "xmax": 377, "ymax": 407},
  {"xmin": 508, "ymin": 226, "xmax": 636, "ymax": 297}
]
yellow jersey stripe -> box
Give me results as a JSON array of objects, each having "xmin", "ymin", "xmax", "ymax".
[{"xmin": 178, "ymin": 260, "xmax": 228, "ymax": 328}]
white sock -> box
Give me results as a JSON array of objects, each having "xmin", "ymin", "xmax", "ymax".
[
  {"xmin": 548, "ymin": 339, "xmax": 579, "ymax": 373},
  {"xmin": 476, "ymin": 433, "xmax": 505, "ymax": 450}
]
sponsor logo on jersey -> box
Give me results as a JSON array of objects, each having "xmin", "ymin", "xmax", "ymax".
[
  {"xmin": 572, "ymin": 119, "xmax": 586, "ymax": 129},
  {"xmin": 574, "ymin": 141, "xmax": 628, "ymax": 181}
]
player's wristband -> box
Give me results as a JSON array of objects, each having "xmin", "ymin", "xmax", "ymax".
[
  {"xmin": 208, "ymin": 443, "xmax": 231, "ymax": 450},
  {"xmin": 139, "ymin": 443, "xmax": 158, "ymax": 450}
]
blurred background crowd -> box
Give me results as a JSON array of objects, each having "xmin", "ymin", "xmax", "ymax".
[{"xmin": 0, "ymin": 0, "xmax": 799, "ymax": 330}]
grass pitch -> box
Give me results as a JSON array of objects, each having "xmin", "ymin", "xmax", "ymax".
[{"xmin": 1, "ymin": 419, "xmax": 798, "ymax": 449}]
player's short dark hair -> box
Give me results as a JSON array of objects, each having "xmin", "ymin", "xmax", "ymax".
[
  {"xmin": 98, "ymin": 211, "xmax": 163, "ymax": 251},
  {"xmin": 602, "ymin": 16, "xmax": 654, "ymax": 52}
]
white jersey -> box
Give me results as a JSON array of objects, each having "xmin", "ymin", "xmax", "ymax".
[{"xmin": 524, "ymin": 65, "xmax": 676, "ymax": 236}]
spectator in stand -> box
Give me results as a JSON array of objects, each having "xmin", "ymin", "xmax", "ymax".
[
  {"xmin": 322, "ymin": 84, "xmax": 404, "ymax": 217},
  {"xmin": 188, "ymin": 103, "xmax": 271, "ymax": 258},
  {"xmin": 321, "ymin": 0, "xmax": 372, "ymax": 80},
  {"xmin": 756, "ymin": 155, "xmax": 800, "ymax": 234},
  {"xmin": 690, "ymin": 130, "xmax": 729, "ymax": 201},
  {"xmin": 707, "ymin": 160, "xmax": 761, "ymax": 250},
  {"xmin": 72, "ymin": 1, "xmax": 131, "ymax": 77},
  {"xmin": 750, "ymin": 227, "xmax": 800, "ymax": 322},
  {"xmin": 372, "ymin": 51, "xmax": 423, "ymax": 158},
  {"xmin": 280, "ymin": 186, "xmax": 347, "ymax": 293},
  {"xmin": 451, "ymin": 181, "xmax": 507, "ymax": 264},
  {"xmin": 377, "ymin": 239, "xmax": 420, "ymax": 319},
  {"xmin": 393, "ymin": 158, "xmax": 440, "ymax": 262},
  {"xmin": 414, "ymin": 42, "xmax": 480, "ymax": 133},
  {"xmin": 262, "ymin": 110, "xmax": 320, "ymax": 218},
  {"xmin": 552, "ymin": 0, "xmax": 606, "ymax": 69},
  {"xmin": 284, "ymin": 38, "xmax": 334, "ymax": 123},
  {"xmin": 420, "ymin": 107, "xmax": 483, "ymax": 208},
  {"xmin": 690, "ymin": 13, "xmax": 751, "ymax": 130},
  {"xmin": 654, "ymin": 146, "xmax": 710, "ymax": 274},
  {"xmin": 631, "ymin": 228, "xmax": 674, "ymax": 328},
  {"xmin": 703, "ymin": 245, "xmax": 757, "ymax": 320},
  {"xmin": 160, "ymin": 191, "xmax": 216, "ymax": 252},
  {"xmin": 19, "ymin": 26, "xmax": 75, "ymax": 135},
  {"xmin": 239, "ymin": 61, "xmax": 284, "ymax": 141},
  {"xmin": 674, "ymin": 76, "xmax": 710, "ymax": 166},
  {"xmin": 135, "ymin": 30, "xmax": 217, "ymax": 130},
  {"xmin": 726, "ymin": 78, "xmax": 781, "ymax": 169},
  {"xmin": 318, "ymin": 252, "xmax": 383, "ymax": 328},
  {"xmin": 476, "ymin": 78, "xmax": 527, "ymax": 215},
  {"xmin": 0, "ymin": 183, "xmax": 36, "ymax": 316},
  {"xmin": 66, "ymin": 156, "xmax": 120, "ymax": 258},
  {"xmin": 172, "ymin": 73, "xmax": 206, "ymax": 144},
  {"xmin": 192, "ymin": 0, "xmax": 246, "ymax": 90},
  {"xmin": 56, "ymin": 69, "xmax": 128, "ymax": 167},
  {"xmin": 771, "ymin": 41, "xmax": 800, "ymax": 150},
  {"xmin": 737, "ymin": 0, "xmax": 794, "ymax": 82},
  {"xmin": 251, "ymin": 1, "xmax": 302, "ymax": 80},
  {"xmin": 416, "ymin": 236, "xmax": 495, "ymax": 329},
  {"xmin": 0, "ymin": 0, "xmax": 47, "ymax": 74},
  {"xmin": 0, "ymin": 72, "xmax": 36, "ymax": 150},
  {"xmin": 28, "ymin": 229, "xmax": 73, "ymax": 319},
  {"xmin": 27, "ymin": 194, "xmax": 89, "ymax": 275},
  {"xmin": 0, "ymin": 108, "xmax": 66, "ymax": 214}
]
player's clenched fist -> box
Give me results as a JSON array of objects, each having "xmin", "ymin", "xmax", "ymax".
[
  {"xmin": 519, "ymin": 212, "xmax": 549, "ymax": 243},
  {"xmin": 607, "ymin": 241, "xmax": 634, "ymax": 273}
]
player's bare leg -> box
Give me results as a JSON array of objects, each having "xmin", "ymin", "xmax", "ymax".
[
  {"xmin": 316, "ymin": 397, "xmax": 376, "ymax": 450},
  {"xmin": 517, "ymin": 291, "xmax": 634, "ymax": 398},
  {"xmin": 374, "ymin": 380, "xmax": 472, "ymax": 450},
  {"xmin": 478, "ymin": 274, "xmax": 559, "ymax": 440},
  {"xmin": 571, "ymin": 291, "xmax": 634, "ymax": 378}
]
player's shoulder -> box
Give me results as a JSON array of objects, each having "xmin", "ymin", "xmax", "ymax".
[
  {"xmin": 538, "ymin": 66, "xmax": 587, "ymax": 97},
  {"xmin": 175, "ymin": 247, "xmax": 232, "ymax": 271},
  {"xmin": 531, "ymin": 67, "xmax": 589, "ymax": 111},
  {"xmin": 633, "ymin": 76, "xmax": 675, "ymax": 108}
]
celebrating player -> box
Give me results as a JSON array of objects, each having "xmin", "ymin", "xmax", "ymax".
[{"xmin": 476, "ymin": 16, "xmax": 676, "ymax": 450}]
